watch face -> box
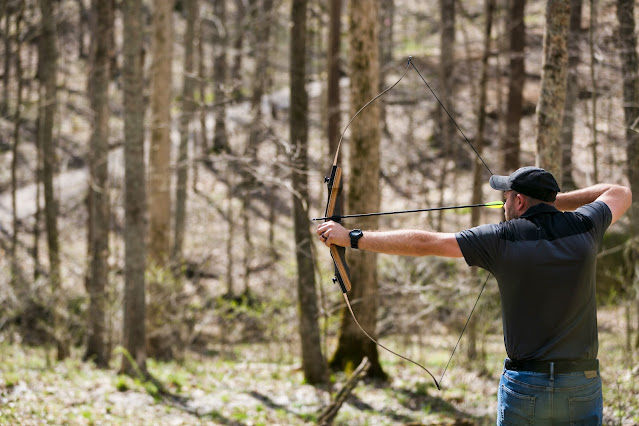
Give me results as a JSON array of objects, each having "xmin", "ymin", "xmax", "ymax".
[{"xmin": 350, "ymin": 229, "xmax": 363, "ymax": 238}]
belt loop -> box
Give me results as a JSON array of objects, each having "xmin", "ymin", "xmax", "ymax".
[{"xmin": 549, "ymin": 361, "xmax": 554, "ymax": 382}]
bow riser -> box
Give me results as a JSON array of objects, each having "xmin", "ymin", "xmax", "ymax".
[{"xmin": 325, "ymin": 165, "xmax": 352, "ymax": 293}]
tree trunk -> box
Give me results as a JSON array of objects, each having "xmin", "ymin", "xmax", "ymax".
[
  {"xmin": 241, "ymin": 0, "xmax": 275, "ymax": 296},
  {"xmin": 38, "ymin": 0, "xmax": 69, "ymax": 361},
  {"xmin": 197, "ymin": 15, "xmax": 209, "ymax": 156},
  {"xmin": 560, "ymin": 0, "xmax": 583, "ymax": 191},
  {"xmin": 231, "ymin": 0, "xmax": 246, "ymax": 99},
  {"xmin": 10, "ymin": 2, "xmax": 24, "ymax": 292},
  {"xmin": 85, "ymin": 0, "xmax": 113, "ymax": 367},
  {"xmin": 503, "ymin": 0, "xmax": 526, "ymax": 172},
  {"xmin": 436, "ymin": 0, "xmax": 456, "ymax": 231},
  {"xmin": 379, "ymin": 0, "xmax": 394, "ymax": 139},
  {"xmin": 327, "ymin": 0, "xmax": 342, "ymax": 157},
  {"xmin": 535, "ymin": 0, "xmax": 570, "ymax": 178},
  {"xmin": 121, "ymin": 0, "xmax": 147, "ymax": 377},
  {"xmin": 290, "ymin": 0, "xmax": 328, "ymax": 385},
  {"xmin": 147, "ymin": 0, "xmax": 178, "ymax": 360},
  {"xmin": 588, "ymin": 0, "xmax": 599, "ymax": 182},
  {"xmin": 173, "ymin": 0, "xmax": 198, "ymax": 266},
  {"xmin": 148, "ymin": 0, "xmax": 173, "ymax": 268},
  {"xmin": 467, "ymin": 0, "xmax": 495, "ymax": 362},
  {"xmin": 2, "ymin": 0, "xmax": 11, "ymax": 116},
  {"xmin": 212, "ymin": 0, "xmax": 229, "ymax": 153},
  {"xmin": 330, "ymin": 0, "xmax": 386, "ymax": 380},
  {"xmin": 616, "ymin": 0, "xmax": 639, "ymax": 349}
]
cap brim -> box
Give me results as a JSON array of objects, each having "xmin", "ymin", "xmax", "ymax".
[{"xmin": 489, "ymin": 175, "xmax": 511, "ymax": 191}]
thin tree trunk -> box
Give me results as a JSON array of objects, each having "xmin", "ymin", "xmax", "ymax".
[
  {"xmin": 148, "ymin": 0, "xmax": 173, "ymax": 268},
  {"xmin": 241, "ymin": 0, "xmax": 274, "ymax": 296},
  {"xmin": 616, "ymin": 0, "xmax": 639, "ymax": 349},
  {"xmin": 467, "ymin": 0, "xmax": 495, "ymax": 362},
  {"xmin": 121, "ymin": 0, "xmax": 147, "ymax": 377},
  {"xmin": 327, "ymin": 0, "xmax": 342, "ymax": 158},
  {"xmin": 436, "ymin": 0, "xmax": 455, "ymax": 231},
  {"xmin": 560, "ymin": 0, "xmax": 583, "ymax": 191},
  {"xmin": 589, "ymin": 0, "xmax": 599, "ymax": 182},
  {"xmin": 290, "ymin": 0, "xmax": 328, "ymax": 385},
  {"xmin": 330, "ymin": 0, "xmax": 386, "ymax": 380},
  {"xmin": 11, "ymin": 2, "xmax": 24, "ymax": 292},
  {"xmin": 231, "ymin": 0, "xmax": 246, "ymax": 99},
  {"xmin": 212, "ymin": 0, "xmax": 229, "ymax": 153},
  {"xmin": 85, "ymin": 0, "xmax": 113, "ymax": 367},
  {"xmin": 378, "ymin": 0, "xmax": 393, "ymax": 139},
  {"xmin": 75, "ymin": 0, "xmax": 88, "ymax": 58},
  {"xmin": 173, "ymin": 0, "xmax": 198, "ymax": 266},
  {"xmin": 503, "ymin": 0, "xmax": 526, "ymax": 172},
  {"xmin": 197, "ymin": 15, "xmax": 209, "ymax": 156},
  {"xmin": 147, "ymin": 0, "xmax": 176, "ymax": 360},
  {"xmin": 2, "ymin": 1, "xmax": 11, "ymax": 116},
  {"xmin": 535, "ymin": 0, "xmax": 569, "ymax": 177},
  {"xmin": 39, "ymin": 0, "xmax": 68, "ymax": 361}
]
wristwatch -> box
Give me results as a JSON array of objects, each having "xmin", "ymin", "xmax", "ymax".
[{"xmin": 349, "ymin": 229, "xmax": 363, "ymax": 249}]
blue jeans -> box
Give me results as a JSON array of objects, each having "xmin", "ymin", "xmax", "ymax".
[{"xmin": 497, "ymin": 361, "xmax": 603, "ymax": 425}]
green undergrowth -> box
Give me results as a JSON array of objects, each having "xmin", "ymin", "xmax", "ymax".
[{"xmin": 0, "ymin": 306, "xmax": 638, "ymax": 425}]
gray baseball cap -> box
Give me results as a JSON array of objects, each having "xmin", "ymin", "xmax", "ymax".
[{"xmin": 489, "ymin": 166, "xmax": 560, "ymax": 202}]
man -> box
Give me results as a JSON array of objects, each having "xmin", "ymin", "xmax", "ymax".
[{"xmin": 317, "ymin": 166, "xmax": 632, "ymax": 424}]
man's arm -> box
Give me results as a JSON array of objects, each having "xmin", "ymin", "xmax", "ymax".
[
  {"xmin": 317, "ymin": 221, "xmax": 463, "ymax": 258},
  {"xmin": 555, "ymin": 183, "xmax": 632, "ymax": 225}
]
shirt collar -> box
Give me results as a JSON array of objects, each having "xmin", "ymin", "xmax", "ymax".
[{"xmin": 520, "ymin": 203, "xmax": 559, "ymax": 218}]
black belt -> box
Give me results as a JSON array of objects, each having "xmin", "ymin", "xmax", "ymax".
[{"xmin": 505, "ymin": 358, "xmax": 599, "ymax": 374}]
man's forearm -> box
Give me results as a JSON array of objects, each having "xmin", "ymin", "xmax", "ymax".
[
  {"xmin": 357, "ymin": 230, "xmax": 463, "ymax": 258},
  {"xmin": 555, "ymin": 184, "xmax": 624, "ymax": 211}
]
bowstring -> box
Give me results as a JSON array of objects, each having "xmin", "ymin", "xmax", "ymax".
[
  {"xmin": 408, "ymin": 58, "xmax": 496, "ymax": 387},
  {"xmin": 331, "ymin": 56, "xmax": 497, "ymax": 390}
]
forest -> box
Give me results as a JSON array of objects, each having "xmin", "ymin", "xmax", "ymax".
[{"xmin": 0, "ymin": 0, "xmax": 638, "ymax": 424}]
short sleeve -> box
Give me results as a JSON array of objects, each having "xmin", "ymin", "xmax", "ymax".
[
  {"xmin": 574, "ymin": 201, "xmax": 612, "ymax": 243},
  {"xmin": 455, "ymin": 223, "xmax": 501, "ymax": 272}
]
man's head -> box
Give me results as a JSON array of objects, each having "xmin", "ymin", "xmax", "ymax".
[{"xmin": 489, "ymin": 167, "xmax": 560, "ymax": 220}]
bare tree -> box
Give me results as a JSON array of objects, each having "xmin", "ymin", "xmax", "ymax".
[
  {"xmin": 535, "ymin": 0, "xmax": 570, "ymax": 178},
  {"xmin": 560, "ymin": 0, "xmax": 583, "ymax": 191},
  {"xmin": 240, "ymin": 0, "xmax": 274, "ymax": 296},
  {"xmin": 616, "ymin": 0, "xmax": 639, "ymax": 348},
  {"xmin": 38, "ymin": 0, "xmax": 69, "ymax": 360},
  {"xmin": 467, "ymin": 0, "xmax": 495, "ymax": 362},
  {"xmin": 1, "ymin": 0, "xmax": 11, "ymax": 116},
  {"xmin": 147, "ymin": 0, "xmax": 178, "ymax": 360},
  {"xmin": 290, "ymin": 0, "xmax": 328, "ymax": 385},
  {"xmin": 330, "ymin": 0, "xmax": 386, "ymax": 380},
  {"xmin": 327, "ymin": 0, "xmax": 342, "ymax": 157},
  {"xmin": 588, "ymin": 0, "xmax": 599, "ymax": 182},
  {"xmin": 85, "ymin": 0, "xmax": 114, "ymax": 367},
  {"xmin": 121, "ymin": 0, "xmax": 147, "ymax": 376},
  {"xmin": 436, "ymin": 0, "xmax": 456, "ymax": 230},
  {"xmin": 212, "ymin": 0, "xmax": 229, "ymax": 153},
  {"xmin": 10, "ymin": 1, "xmax": 24, "ymax": 292},
  {"xmin": 173, "ymin": 0, "xmax": 198, "ymax": 266},
  {"xmin": 503, "ymin": 0, "xmax": 526, "ymax": 172},
  {"xmin": 148, "ymin": 0, "xmax": 173, "ymax": 268}
]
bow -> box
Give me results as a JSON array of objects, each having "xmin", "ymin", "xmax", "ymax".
[{"xmin": 322, "ymin": 57, "xmax": 495, "ymax": 390}]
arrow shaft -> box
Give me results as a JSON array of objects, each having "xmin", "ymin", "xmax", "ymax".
[{"xmin": 312, "ymin": 202, "xmax": 502, "ymax": 221}]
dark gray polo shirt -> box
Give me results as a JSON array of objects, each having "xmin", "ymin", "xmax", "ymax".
[{"xmin": 455, "ymin": 201, "xmax": 612, "ymax": 361}]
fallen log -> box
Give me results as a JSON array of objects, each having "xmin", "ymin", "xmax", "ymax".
[{"xmin": 317, "ymin": 357, "xmax": 370, "ymax": 425}]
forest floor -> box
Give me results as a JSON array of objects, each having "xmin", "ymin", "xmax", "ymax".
[{"xmin": 1, "ymin": 305, "xmax": 638, "ymax": 426}]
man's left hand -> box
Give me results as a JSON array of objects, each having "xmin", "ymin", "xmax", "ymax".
[{"xmin": 317, "ymin": 221, "xmax": 350, "ymax": 247}]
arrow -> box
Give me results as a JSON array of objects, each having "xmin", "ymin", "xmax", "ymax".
[{"xmin": 312, "ymin": 201, "xmax": 504, "ymax": 221}]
